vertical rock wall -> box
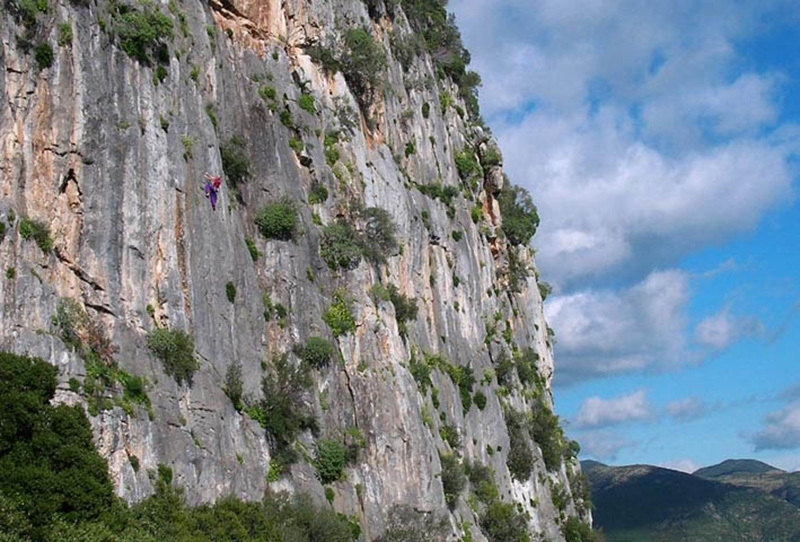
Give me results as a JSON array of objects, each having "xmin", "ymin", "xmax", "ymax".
[{"xmin": 0, "ymin": 0, "xmax": 589, "ymax": 539}]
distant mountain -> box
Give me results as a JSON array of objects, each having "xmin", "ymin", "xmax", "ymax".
[
  {"xmin": 695, "ymin": 459, "xmax": 800, "ymax": 508},
  {"xmin": 583, "ymin": 460, "xmax": 800, "ymax": 541},
  {"xmin": 694, "ymin": 459, "xmax": 783, "ymax": 478}
]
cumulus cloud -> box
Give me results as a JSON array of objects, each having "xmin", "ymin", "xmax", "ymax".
[
  {"xmin": 546, "ymin": 269, "xmax": 691, "ymax": 384},
  {"xmin": 752, "ymin": 400, "xmax": 800, "ymax": 450},
  {"xmin": 575, "ymin": 389, "xmax": 653, "ymax": 428},
  {"xmin": 452, "ymin": 0, "xmax": 797, "ymax": 288},
  {"xmin": 694, "ymin": 306, "xmax": 764, "ymax": 350},
  {"xmin": 576, "ymin": 430, "xmax": 637, "ymax": 461},
  {"xmin": 667, "ymin": 398, "xmax": 709, "ymax": 421}
]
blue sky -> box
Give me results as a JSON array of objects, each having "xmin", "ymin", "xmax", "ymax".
[{"xmin": 451, "ymin": 0, "xmax": 800, "ymax": 473}]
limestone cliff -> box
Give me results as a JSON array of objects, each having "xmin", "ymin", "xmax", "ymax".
[{"xmin": 0, "ymin": 0, "xmax": 590, "ymax": 539}]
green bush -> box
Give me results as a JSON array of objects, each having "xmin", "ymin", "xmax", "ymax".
[
  {"xmin": 408, "ymin": 351, "xmax": 433, "ymax": 394},
  {"xmin": 480, "ymin": 501, "xmax": 531, "ymax": 542},
  {"xmin": 112, "ymin": 3, "xmax": 174, "ymax": 64},
  {"xmin": 146, "ymin": 328, "xmax": 199, "ymax": 385},
  {"xmin": 443, "ymin": 363, "xmax": 475, "ymax": 413},
  {"xmin": 259, "ymin": 85, "xmax": 277, "ymax": 101},
  {"xmin": 321, "ymin": 221, "xmax": 363, "ymax": 270},
  {"xmin": 226, "ymin": 281, "xmax": 237, "ymax": 303},
  {"xmin": 323, "ymin": 290, "xmax": 356, "ymax": 337},
  {"xmin": 19, "ymin": 216, "xmax": 53, "ymax": 253},
  {"xmin": 251, "ymin": 354, "xmax": 316, "ymax": 466},
  {"xmin": 0, "ymin": 352, "xmax": 115, "ymax": 535},
  {"xmin": 562, "ymin": 516, "xmax": 603, "ymax": 542},
  {"xmin": 316, "ymin": 439, "xmax": 346, "ymax": 484},
  {"xmin": 255, "ymin": 200, "xmax": 298, "ymax": 241},
  {"xmin": 528, "ymin": 396, "xmax": 567, "ymax": 471},
  {"xmin": 245, "ymin": 237, "xmax": 259, "ymax": 261},
  {"xmin": 18, "ymin": 0, "xmax": 48, "ymax": 27},
  {"xmin": 466, "ymin": 461, "xmax": 499, "ymax": 504},
  {"xmin": 439, "ymin": 453, "xmax": 466, "ymax": 510},
  {"xmin": 342, "ymin": 28, "xmax": 387, "ymax": 104},
  {"xmin": 307, "ymin": 44, "xmax": 341, "ymax": 74},
  {"xmin": 439, "ymin": 424, "xmax": 460, "ymax": 449},
  {"xmin": 359, "ymin": 206, "xmax": 398, "ymax": 264},
  {"xmin": 34, "ymin": 42, "xmax": 54, "ymax": 69},
  {"xmin": 223, "ymin": 362, "xmax": 243, "ymax": 410},
  {"xmin": 499, "ymin": 184, "xmax": 539, "ymax": 246},
  {"xmin": 308, "ymin": 180, "xmax": 329, "ymax": 204},
  {"xmin": 474, "ymin": 390, "xmax": 487, "ymax": 410},
  {"xmin": 297, "ymin": 336, "xmax": 337, "ymax": 368},
  {"xmin": 298, "ymin": 93, "xmax": 316, "ymax": 114},
  {"xmin": 220, "ymin": 136, "xmax": 251, "ymax": 191},
  {"xmin": 421, "ymin": 101, "xmax": 430, "ymax": 118},
  {"xmin": 387, "ymin": 284, "xmax": 417, "ymax": 334},
  {"xmin": 505, "ymin": 408, "xmax": 534, "ymax": 481},
  {"xmin": 481, "ymin": 147, "xmax": 503, "ymax": 169},
  {"xmin": 455, "ymin": 150, "xmax": 479, "ymax": 179}
]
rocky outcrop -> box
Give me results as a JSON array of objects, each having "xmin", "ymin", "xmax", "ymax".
[{"xmin": 0, "ymin": 0, "xmax": 589, "ymax": 539}]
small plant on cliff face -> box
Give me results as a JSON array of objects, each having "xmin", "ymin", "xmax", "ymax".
[
  {"xmin": 223, "ymin": 361, "xmax": 243, "ymax": 410},
  {"xmin": 498, "ymin": 184, "xmax": 540, "ymax": 246},
  {"xmin": 57, "ymin": 23, "xmax": 73, "ymax": 46},
  {"xmin": 19, "ymin": 217, "xmax": 53, "ymax": 253},
  {"xmin": 320, "ymin": 221, "xmax": 363, "ymax": 271},
  {"xmin": 146, "ymin": 328, "xmax": 199, "ymax": 385},
  {"xmin": 296, "ymin": 336, "xmax": 337, "ymax": 368},
  {"xmin": 112, "ymin": 2, "xmax": 174, "ymax": 65},
  {"xmin": 34, "ymin": 42, "xmax": 54, "ymax": 69},
  {"xmin": 439, "ymin": 453, "xmax": 466, "ymax": 510},
  {"xmin": 255, "ymin": 200, "xmax": 298, "ymax": 241},
  {"xmin": 315, "ymin": 439, "xmax": 347, "ymax": 484},
  {"xmin": 225, "ymin": 281, "xmax": 237, "ymax": 303},
  {"xmin": 323, "ymin": 290, "xmax": 356, "ymax": 338},
  {"xmin": 341, "ymin": 28, "xmax": 387, "ymax": 105},
  {"xmin": 480, "ymin": 501, "xmax": 531, "ymax": 542},
  {"xmin": 298, "ymin": 93, "xmax": 316, "ymax": 115},
  {"xmin": 220, "ymin": 136, "xmax": 251, "ymax": 191}
]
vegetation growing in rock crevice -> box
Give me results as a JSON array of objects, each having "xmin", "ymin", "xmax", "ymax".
[
  {"xmin": 19, "ymin": 216, "xmax": 54, "ymax": 253},
  {"xmin": 323, "ymin": 290, "xmax": 356, "ymax": 337},
  {"xmin": 498, "ymin": 184, "xmax": 539, "ymax": 246},
  {"xmin": 255, "ymin": 199, "xmax": 298, "ymax": 241},
  {"xmin": 220, "ymin": 136, "xmax": 251, "ymax": 198},
  {"xmin": 110, "ymin": 1, "xmax": 174, "ymax": 65},
  {"xmin": 146, "ymin": 327, "xmax": 199, "ymax": 385},
  {"xmin": 320, "ymin": 205, "xmax": 398, "ymax": 270}
]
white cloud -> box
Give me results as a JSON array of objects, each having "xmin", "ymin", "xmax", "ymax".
[
  {"xmin": 752, "ymin": 400, "xmax": 800, "ymax": 450},
  {"xmin": 575, "ymin": 389, "xmax": 653, "ymax": 428},
  {"xmin": 661, "ymin": 459, "xmax": 701, "ymax": 473},
  {"xmin": 694, "ymin": 306, "xmax": 764, "ymax": 350},
  {"xmin": 546, "ymin": 269, "xmax": 691, "ymax": 384},
  {"xmin": 667, "ymin": 398, "xmax": 709, "ymax": 421},
  {"xmin": 576, "ymin": 430, "xmax": 636, "ymax": 461},
  {"xmin": 452, "ymin": 0, "xmax": 798, "ymax": 289}
]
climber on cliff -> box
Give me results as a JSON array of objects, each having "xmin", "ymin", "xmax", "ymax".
[{"xmin": 204, "ymin": 172, "xmax": 222, "ymax": 211}]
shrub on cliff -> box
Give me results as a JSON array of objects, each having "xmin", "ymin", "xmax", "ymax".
[
  {"xmin": 220, "ymin": 136, "xmax": 251, "ymax": 192},
  {"xmin": 321, "ymin": 221, "xmax": 363, "ymax": 270},
  {"xmin": 19, "ymin": 216, "xmax": 53, "ymax": 253},
  {"xmin": 315, "ymin": 439, "xmax": 347, "ymax": 484},
  {"xmin": 439, "ymin": 453, "xmax": 466, "ymax": 510},
  {"xmin": 323, "ymin": 290, "xmax": 356, "ymax": 337},
  {"xmin": 112, "ymin": 2, "xmax": 174, "ymax": 65},
  {"xmin": 341, "ymin": 28, "xmax": 386, "ymax": 104},
  {"xmin": 499, "ymin": 184, "xmax": 539, "ymax": 246},
  {"xmin": 255, "ymin": 200, "xmax": 297, "ymax": 241},
  {"xmin": 296, "ymin": 337, "xmax": 337, "ymax": 368},
  {"xmin": 146, "ymin": 328, "xmax": 199, "ymax": 385},
  {"xmin": 480, "ymin": 501, "xmax": 531, "ymax": 542}
]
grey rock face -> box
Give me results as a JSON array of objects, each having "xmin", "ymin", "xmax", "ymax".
[{"xmin": 0, "ymin": 0, "xmax": 589, "ymax": 539}]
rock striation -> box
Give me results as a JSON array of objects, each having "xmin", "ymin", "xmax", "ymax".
[{"xmin": 0, "ymin": 0, "xmax": 590, "ymax": 539}]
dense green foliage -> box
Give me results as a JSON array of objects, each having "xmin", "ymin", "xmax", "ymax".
[
  {"xmin": 247, "ymin": 354, "xmax": 316, "ymax": 468},
  {"xmin": 223, "ymin": 362, "xmax": 243, "ymax": 410},
  {"xmin": 480, "ymin": 501, "xmax": 531, "ymax": 542},
  {"xmin": 499, "ymin": 184, "xmax": 539, "ymax": 246},
  {"xmin": 315, "ymin": 440, "xmax": 347, "ymax": 484},
  {"xmin": 439, "ymin": 453, "xmax": 466, "ymax": 510},
  {"xmin": 321, "ymin": 221, "xmax": 363, "ymax": 270},
  {"xmin": 255, "ymin": 200, "xmax": 298, "ymax": 241},
  {"xmin": 454, "ymin": 150, "xmax": 480, "ymax": 180},
  {"xmin": 308, "ymin": 180, "xmax": 329, "ymax": 204},
  {"xmin": 323, "ymin": 290, "xmax": 356, "ymax": 337},
  {"xmin": 111, "ymin": 1, "xmax": 173, "ymax": 64},
  {"xmin": 562, "ymin": 516, "xmax": 603, "ymax": 542},
  {"xmin": 245, "ymin": 237, "xmax": 260, "ymax": 261},
  {"xmin": 341, "ymin": 28, "xmax": 387, "ymax": 105},
  {"xmin": 220, "ymin": 136, "xmax": 251, "ymax": 193},
  {"xmin": 34, "ymin": 42, "xmax": 54, "ymax": 69},
  {"xmin": 146, "ymin": 328, "xmax": 199, "ymax": 385},
  {"xmin": 400, "ymin": 0, "xmax": 482, "ymax": 117},
  {"xmin": 505, "ymin": 408, "xmax": 534, "ymax": 481},
  {"xmin": 296, "ymin": 336, "xmax": 337, "ymax": 368},
  {"xmin": 320, "ymin": 207, "xmax": 398, "ymax": 270},
  {"xmin": 0, "ymin": 352, "xmax": 115, "ymax": 540},
  {"xmin": 528, "ymin": 396, "xmax": 568, "ymax": 471},
  {"xmin": 225, "ymin": 281, "xmax": 237, "ymax": 303},
  {"xmin": 19, "ymin": 217, "xmax": 53, "ymax": 253}
]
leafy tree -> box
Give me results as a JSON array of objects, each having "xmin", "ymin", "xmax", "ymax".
[
  {"xmin": 146, "ymin": 328, "xmax": 199, "ymax": 385},
  {"xmin": 255, "ymin": 200, "xmax": 297, "ymax": 241},
  {"xmin": 0, "ymin": 352, "xmax": 115, "ymax": 538},
  {"xmin": 499, "ymin": 184, "xmax": 539, "ymax": 246},
  {"xmin": 220, "ymin": 137, "xmax": 251, "ymax": 192},
  {"xmin": 341, "ymin": 28, "xmax": 386, "ymax": 105}
]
